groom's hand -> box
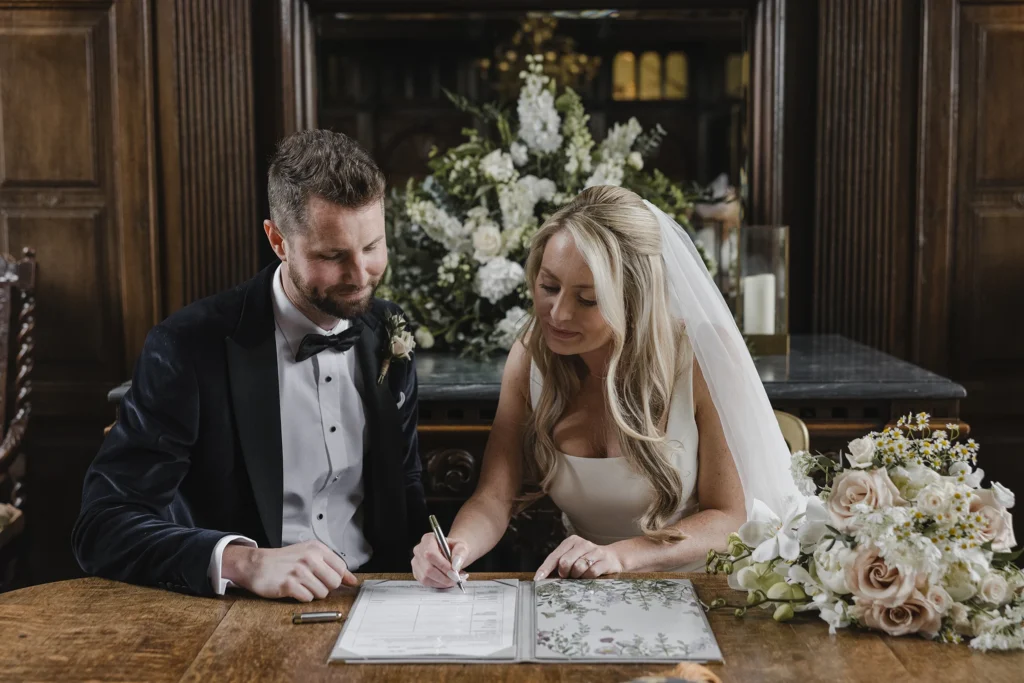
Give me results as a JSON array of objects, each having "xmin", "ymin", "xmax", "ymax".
[{"xmin": 222, "ymin": 540, "xmax": 359, "ymax": 602}]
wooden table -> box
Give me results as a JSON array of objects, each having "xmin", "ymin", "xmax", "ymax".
[{"xmin": 1, "ymin": 573, "xmax": 1019, "ymax": 682}]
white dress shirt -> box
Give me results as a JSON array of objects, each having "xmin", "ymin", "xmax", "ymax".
[{"xmin": 207, "ymin": 265, "xmax": 372, "ymax": 594}]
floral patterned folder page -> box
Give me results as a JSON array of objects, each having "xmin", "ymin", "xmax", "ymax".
[
  {"xmin": 330, "ymin": 579, "xmax": 721, "ymax": 664},
  {"xmin": 531, "ymin": 579, "xmax": 722, "ymax": 663}
]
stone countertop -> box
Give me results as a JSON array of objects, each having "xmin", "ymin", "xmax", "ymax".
[{"xmin": 107, "ymin": 334, "xmax": 965, "ymax": 404}]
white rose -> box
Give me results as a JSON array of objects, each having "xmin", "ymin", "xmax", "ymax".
[
  {"xmin": 627, "ymin": 151, "xmax": 643, "ymax": 170},
  {"xmin": 991, "ymin": 481, "xmax": 1016, "ymax": 509},
  {"xmin": 414, "ymin": 328, "xmax": 435, "ymax": 350},
  {"xmin": 943, "ymin": 562, "xmax": 980, "ymax": 602},
  {"xmin": 916, "ymin": 482, "xmax": 952, "ymax": 517},
  {"xmin": 980, "ymin": 573, "xmax": 1010, "ymax": 606},
  {"xmin": 471, "ymin": 223, "xmax": 504, "ymax": 263},
  {"xmin": 846, "ymin": 436, "xmax": 876, "ymax": 468},
  {"xmin": 390, "ymin": 330, "xmax": 415, "ymax": 359},
  {"xmin": 813, "ymin": 541, "xmax": 853, "ymax": 595}
]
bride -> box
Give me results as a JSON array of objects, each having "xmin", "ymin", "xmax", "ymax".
[{"xmin": 411, "ymin": 186, "xmax": 801, "ymax": 587}]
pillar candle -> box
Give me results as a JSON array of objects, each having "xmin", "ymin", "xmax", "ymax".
[{"xmin": 742, "ymin": 273, "xmax": 776, "ymax": 335}]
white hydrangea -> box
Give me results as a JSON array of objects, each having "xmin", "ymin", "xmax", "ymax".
[
  {"xmin": 407, "ymin": 199, "xmax": 470, "ymax": 252},
  {"xmin": 584, "ymin": 160, "xmax": 625, "ymax": 188},
  {"xmin": 789, "ymin": 451, "xmax": 819, "ymax": 497},
  {"xmin": 509, "ymin": 142, "xmax": 528, "ymax": 166},
  {"xmin": 516, "ymin": 56, "xmax": 563, "ymax": 154},
  {"xmin": 479, "ymin": 149, "xmax": 517, "ymax": 184},
  {"xmin": 493, "ymin": 306, "xmax": 529, "ymax": 350},
  {"xmin": 600, "ymin": 117, "xmax": 643, "ymax": 162},
  {"xmin": 518, "ymin": 175, "xmax": 557, "ymax": 204},
  {"xmin": 474, "ymin": 257, "xmax": 524, "ymax": 304}
]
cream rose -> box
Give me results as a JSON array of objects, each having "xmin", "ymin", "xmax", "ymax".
[
  {"xmin": 828, "ymin": 469, "xmax": 907, "ymax": 532},
  {"xmin": 390, "ymin": 330, "xmax": 415, "ymax": 359},
  {"xmin": 846, "ymin": 545, "xmax": 917, "ymax": 608},
  {"xmin": 991, "ymin": 481, "xmax": 1016, "ymax": 509},
  {"xmin": 979, "ymin": 572, "xmax": 1010, "ymax": 606},
  {"xmin": 950, "ymin": 602, "xmax": 970, "ymax": 629},
  {"xmin": 471, "ymin": 223, "xmax": 504, "ymax": 263},
  {"xmin": 971, "ymin": 490, "xmax": 1017, "ymax": 552},
  {"xmin": 846, "ymin": 436, "xmax": 876, "ymax": 468},
  {"xmin": 925, "ymin": 584, "xmax": 953, "ymax": 615},
  {"xmin": 855, "ymin": 590, "xmax": 942, "ymax": 638},
  {"xmin": 916, "ymin": 482, "xmax": 952, "ymax": 517}
]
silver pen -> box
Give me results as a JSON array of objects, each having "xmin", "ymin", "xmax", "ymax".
[{"xmin": 428, "ymin": 514, "xmax": 466, "ymax": 594}]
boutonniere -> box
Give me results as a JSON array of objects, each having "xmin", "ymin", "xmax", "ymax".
[{"xmin": 377, "ymin": 312, "xmax": 416, "ymax": 385}]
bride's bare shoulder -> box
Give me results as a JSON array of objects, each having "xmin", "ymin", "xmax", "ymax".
[{"xmin": 501, "ymin": 337, "xmax": 534, "ymax": 403}]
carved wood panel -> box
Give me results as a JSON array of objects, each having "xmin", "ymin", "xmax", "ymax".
[
  {"xmin": 0, "ymin": 2, "xmax": 157, "ymax": 416},
  {"xmin": 953, "ymin": 4, "xmax": 1024, "ymax": 419},
  {"xmin": 812, "ymin": 0, "xmax": 919, "ymax": 358},
  {"xmin": 155, "ymin": 0, "xmax": 259, "ymax": 312}
]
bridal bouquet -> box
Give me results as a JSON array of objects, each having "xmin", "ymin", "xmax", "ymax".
[
  {"xmin": 706, "ymin": 413, "xmax": 1024, "ymax": 651},
  {"xmin": 378, "ymin": 55, "xmax": 710, "ymax": 358}
]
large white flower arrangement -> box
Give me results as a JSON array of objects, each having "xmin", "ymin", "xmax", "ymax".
[
  {"xmin": 379, "ymin": 55, "xmax": 707, "ymax": 357},
  {"xmin": 706, "ymin": 413, "xmax": 1024, "ymax": 651}
]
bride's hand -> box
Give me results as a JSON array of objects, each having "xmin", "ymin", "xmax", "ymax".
[
  {"xmin": 534, "ymin": 535, "xmax": 625, "ymax": 580},
  {"xmin": 411, "ymin": 532, "xmax": 469, "ymax": 589}
]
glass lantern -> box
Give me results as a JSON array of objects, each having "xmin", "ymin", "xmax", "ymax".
[
  {"xmin": 693, "ymin": 221, "xmax": 789, "ymax": 356},
  {"xmin": 737, "ymin": 225, "xmax": 789, "ymax": 356}
]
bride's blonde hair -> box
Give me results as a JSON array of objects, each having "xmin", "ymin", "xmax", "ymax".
[{"xmin": 521, "ymin": 185, "xmax": 688, "ymax": 543}]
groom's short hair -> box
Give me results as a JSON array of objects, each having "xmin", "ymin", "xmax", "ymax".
[{"xmin": 267, "ymin": 129, "xmax": 386, "ymax": 234}]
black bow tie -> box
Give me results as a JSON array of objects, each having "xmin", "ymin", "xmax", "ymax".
[{"xmin": 294, "ymin": 322, "xmax": 364, "ymax": 362}]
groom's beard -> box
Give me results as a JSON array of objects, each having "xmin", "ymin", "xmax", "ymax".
[{"xmin": 290, "ymin": 270, "xmax": 379, "ymax": 320}]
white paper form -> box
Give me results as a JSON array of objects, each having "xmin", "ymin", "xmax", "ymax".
[{"xmin": 332, "ymin": 580, "xmax": 519, "ymax": 661}]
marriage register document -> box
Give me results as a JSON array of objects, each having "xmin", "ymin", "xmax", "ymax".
[{"xmin": 331, "ymin": 580, "xmax": 520, "ymax": 663}]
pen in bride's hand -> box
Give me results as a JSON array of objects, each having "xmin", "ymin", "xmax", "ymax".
[{"xmin": 428, "ymin": 514, "xmax": 466, "ymax": 594}]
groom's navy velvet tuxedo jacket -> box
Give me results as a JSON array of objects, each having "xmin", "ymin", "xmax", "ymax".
[{"xmin": 73, "ymin": 264, "xmax": 429, "ymax": 596}]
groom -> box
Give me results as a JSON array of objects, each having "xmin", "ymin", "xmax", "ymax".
[{"xmin": 73, "ymin": 130, "xmax": 428, "ymax": 600}]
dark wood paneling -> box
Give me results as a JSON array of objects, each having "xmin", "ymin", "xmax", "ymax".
[
  {"xmin": 812, "ymin": 0, "xmax": 919, "ymax": 358},
  {"xmin": 155, "ymin": 0, "xmax": 259, "ymax": 312},
  {"xmin": 0, "ymin": 1, "xmax": 157, "ymax": 414},
  {"xmin": 953, "ymin": 3, "xmax": 1024, "ymax": 418}
]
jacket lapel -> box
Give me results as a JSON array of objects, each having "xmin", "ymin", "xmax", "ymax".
[
  {"xmin": 353, "ymin": 311, "xmax": 405, "ymax": 560},
  {"xmin": 225, "ymin": 264, "xmax": 283, "ymax": 548}
]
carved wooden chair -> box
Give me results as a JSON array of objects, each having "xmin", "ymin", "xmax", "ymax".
[{"xmin": 0, "ymin": 248, "xmax": 36, "ymax": 592}]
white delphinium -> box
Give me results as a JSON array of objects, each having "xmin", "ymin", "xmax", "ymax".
[
  {"xmin": 584, "ymin": 160, "xmax": 625, "ymax": 188},
  {"xmin": 627, "ymin": 151, "xmax": 644, "ymax": 170},
  {"xmin": 437, "ymin": 252, "xmax": 465, "ymax": 286},
  {"xmin": 599, "ymin": 117, "xmax": 643, "ymax": 161},
  {"xmin": 518, "ymin": 175, "xmax": 557, "ymax": 204},
  {"xmin": 474, "ymin": 257, "xmax": 525, "ymax": 304},
  {"xmin": 492, "ymin": 306, "xmax": 529, "ymax": 350},
  {"xmin": 479, "ymin": 149, "xmax": 517, "ymax": 184},
  {"xmin": 407, "ymin": 199, "xmax": 470, "ymax": 252},
  {"xmin": 509, "ymin": 141, "xmax": 529, "ymax": 167},
  {"xmin": 559, "ymin": 88, "xmax": 594, "ymax": 177},
  {"xmin": 497, "ymin": 175, "xmax": 554, "ymax": 234},
  {"xmin": 516, "ymin": 56, "xmax": 562, "ymax": 154}
]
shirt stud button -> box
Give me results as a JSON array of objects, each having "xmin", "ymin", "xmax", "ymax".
[
  {"xmin": 317, "ymin": 513, "xmax": 324, "ymax": 520},
  {"xmin": 325, "ymin": 376, "xmax": 332, "ymax": 383},
  {"xmin": 330, "ymin": 426, "xmax": 337, "ymax": 433}
]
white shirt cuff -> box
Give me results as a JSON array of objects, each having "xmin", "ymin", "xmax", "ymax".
[{"xmin": 208, "ymin": 534, "xmax": 258, "ymax": 596}]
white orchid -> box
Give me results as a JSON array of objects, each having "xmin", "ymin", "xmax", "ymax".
[{"xmin": 739, "ymin": 498, "xmax": 808, "ymax": 563}]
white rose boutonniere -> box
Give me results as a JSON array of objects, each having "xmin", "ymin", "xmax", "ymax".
[{"xmin": 378, "ymin": 312, "xmax": 416, "ymax": 385}]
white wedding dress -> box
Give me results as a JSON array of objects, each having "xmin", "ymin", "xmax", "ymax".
[{"xmin": 528, "ymin": 342, "xmax": 705, "ymax": 572}]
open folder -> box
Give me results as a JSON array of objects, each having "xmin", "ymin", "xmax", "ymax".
[{"xmin": 330, "ymin": 578, "xmax": 723, "ymax": 664}]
